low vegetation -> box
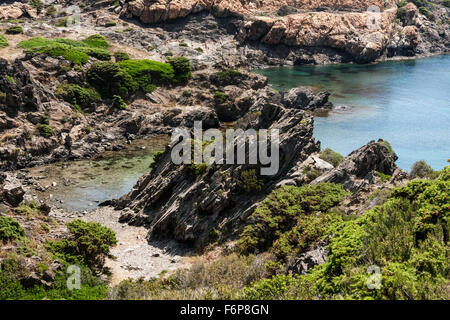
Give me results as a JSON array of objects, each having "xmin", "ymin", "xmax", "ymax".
[
  {"xmin": 0, "ymin": 35, "xmax": 9, "ymax": 48},
  {"xmin": 0, "ymin": 218, "xmax": 116, "ymax": 300},
  {"xmin": 5, "ymin": 25, "xmax": 23, "ymax": 35},
  {"xmin": 55, "ymin": 84, "xmax": 101, "ymax": 112},
  {"xmin": 410, "ymin": 160, "xmax": 435, "ymax": 178},
  {"xmin": 19, "ymin": 35, "xmax": 111, "ymax": 65},
  {"xmin": 0, "ymin": 217, "xmax": 25, "ymax": 242},
  {"xmin": 238, "ymin": 183, "xmax": 349, "ymax": 255},
  {"xmin": 242, "ymin": 166, "xmax": 450, "ymax": 300}
]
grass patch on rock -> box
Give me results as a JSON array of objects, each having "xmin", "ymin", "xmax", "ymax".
[{"xmin": 18, "ymin": 35, "xmax": 111, "ymax": 65}]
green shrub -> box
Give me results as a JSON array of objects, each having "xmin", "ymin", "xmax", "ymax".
[
  {"xmin": 87, "ymin": 61, "xmax": 135, "ymax": 97},
  {"xmin": 149, "ymin": 151, "xmax": 164, "ymax": 170},
  {"xmin": 214, "ymin": 91, "xmax": 228, "ymax": 104},
  {"xmin": 19, "ymin": 36, "xmax": 110, "ymax": 65},
  {"xmin": 23, "ymin": 42, "xmax": 89, "ymax": 65},
  {"xmin": 82, "ymin": 35, "xmax": 110, "ymax": 49},
  {"xmin": 77, "ymin": 47, "xmax": 111, "ymax": 61},
  {"xmin": 302, "ymin": 165, "xmax": 320, "ymax": 181},
  {"xmin": 410, "ymin": 160, "xmax": 434, "ymax": 178},
  {"xmin": 5, "ymin": 25, "xmax": 23, "ymax": 35},
  {"xmin": 319, "ymin": 148, "xmax": 344, "ymax": 167},
  {"xmin": 0, "ymin": 217, "xmax": 25, "ymax": 242},
  {"xmin": 55, "ymin": 84, "xmax": 101, "ymax": 111},
  {"xmin": 46, "ymin": 219, "xmax": 117, "ymax": 270},
  {"xmin": 87, "ymin": 59, "xmax": 177, "ymax": 98},
  {"xmin": 37, "ymin": 124, "xmax": 54, "ymax": 138},
  {"xmin": 237, "ymin": 169, "xmax": 264, "ymax": 193},
  {"xmin": 109, "ymin": 253, "xmax": 265, "ymax": 300},
  {"xmin": 376, "ymin": 171, "xmax": 392, "ymax": 183},
  {"xmin": 241, "ymin": 274, "xmax": 315, "ymax": 300},
  {"xmin": 119, "ymin": 59, "xmax": 175, "ymax": 89},
  {"xmin": 29, "ymin": 0, "xmax": 43, "ymax": 13},
  {"xmin": 238, "ymin": 183, "xmax": 349, "ymax": 253},
  {"xmin": 0, "ymin": 35, "xmax": 9, "ymax": 48},
  {"xmin": 212, "ymin": 69, "xmax": 243, "ymax": 86},
  {"xmin": 114, "ymin": 51, "xmax": 130, "ymax": 62},
  {"xmin": 15, "ymin": 202, "xmax": 41, "ymax": 216},
  {"xmin": 46, "ymin": 5, "xmax": 57, "ymax": 16},
  {"xmin": 302, "ymin": 170, "xmax": 450, "ymax": 299},
  {"xmin": 184, "ymin": 163, "xmax": 209, "ymax": 178},
  {"xmin": 167, "ymin": 56, "xmax": 192, "ymax": 83},
  {"xmin": 105, "ymin": 21, "xmax": 117, "ymax": 27},
  {"xmin": 179, "ymin": 42, "xmax": 188, "ymax": 47},
  {"xmin": 5, "ymin": 75, "xmax": 14, "ymax": 84},
  {"xmin": 112, "ymin": 95, "xmax": 127, "ymax": 110},
  {"xmin": 182, "ymin": 90, "xmax": 192, "ymax": 97}
]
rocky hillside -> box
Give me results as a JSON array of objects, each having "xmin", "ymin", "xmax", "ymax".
[{"xmin": 121, "ymin": 0, "xmax": 449, "ymax": 63}]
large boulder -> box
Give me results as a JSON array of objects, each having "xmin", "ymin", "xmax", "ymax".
[{"xmin": 281, "ymin": 86, "xmax": 333, "ymax": 111}]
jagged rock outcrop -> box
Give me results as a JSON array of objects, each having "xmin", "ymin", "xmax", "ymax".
[
  {"xmin": 311, "ymin": 139, "xmax": 398, "ymax": 192},
  {"xmin": 281, "ymin": 86, "xmax": 333, "ymax": 111},
  {"xmin": 288, "ymin": 241, "xmax": 328, "ymax": 275},
  {"xmin": 115, "ymin": 106, "xmax": 320, "ymax": 248},
  {"xmin": 120, "ymin": 0, "xmax": 448, "ymax": 64},
  {"xmin": 115, "ymin": 110, "xmax": 399, "ymax": 249},
  {"xmin": 0, "ymin": 1, "xmax": 37, "ymax": 20}
]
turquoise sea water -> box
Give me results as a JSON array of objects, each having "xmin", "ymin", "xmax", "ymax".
[{"xmin": 255, "ymin": 55, "xmax": 450, "ymax": 171}]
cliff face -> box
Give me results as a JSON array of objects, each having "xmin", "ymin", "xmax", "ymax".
[
  {"xmin": 121, "ymin": 0, "xmax": 448, "ymax": 63},
  {"xmin": 123, "ymin": 0, "xmax": 396, "ymax": 23}
]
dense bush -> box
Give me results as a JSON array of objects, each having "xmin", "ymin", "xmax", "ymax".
[
  {"xmin": 55, "ymin": 84, "xmax": 101, "ymax": 111},
  {"xmin": 0, "ymin": 216, "xmax": 25, "ymax": 242},
  {"xmin": 288, "ymin": 167, "xmax": 450, "ymax": 300},
  {"xmin": 214, "ymin": 91, "xmax": 228, "ymax": 104},
  {"xmin": 19, "ymin": 35, "xmax": 110, "ymax": 65},
  {"xmin": 319, "ymin": 148, "xmax": 344, "ymax": 167},
  {"xmin": 238, "ymin": 183, "xmax": 349, "ymax": 254},
  {"xmin": 167, "ymin": 56, "xmax": 192, "ymax": 83},
  {"xmin": 112, "ymin": 95, "xmax": 127, "ymax": 110},
  {"xmin": 87, "ymin": 60, "xmax": 176, "ymax": 97},
  {"xmin": 6, "ymin": 25, "xmax": 23, "ymax": 35},
  {"xmin": 37, "ymin": 124, "xmax": 54, "ymax": 138},
  {"xmin": 114, "ymin": 51, "xmax": 130, "ymax": 62},
  {"xmin": 82, "ymin": 35, "xmax": 110, "ymax": 49},
  {"xmin": 0, "ymin": 253, "xmax": 108, "ymax": 300},
  {"xmin": 237, "ymin": 169, "xmax": 264, "ymax": 193},
  {"xmin": 410, "ymin": 160, "xmax": 434, "ymax": 178},
  {"xmin": 46, "ymin": 219, "xmax": 117, "ymax": 270},
  {"xmin": 86, "ymin": 61, "xmax": 135, "ymax": 97},
  {"xmin": 0, "ymin": 35, "xmax": 9, "ymax": 48}
]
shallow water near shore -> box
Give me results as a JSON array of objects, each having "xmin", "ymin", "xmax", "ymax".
[
  {"xmin": 28, "ymin": 136, "xmax": 170, "ymax": 212},
  {"xmin": 255, "ymin": 55, "xmax": 450, "ymax": 171}
]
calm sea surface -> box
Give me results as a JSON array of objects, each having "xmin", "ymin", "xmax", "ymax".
[{"xmin": 255, "ymin": 55, "xmax": 450, "ymax": 171}]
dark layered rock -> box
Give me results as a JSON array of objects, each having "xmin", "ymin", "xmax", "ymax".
[
  {"xmin": 311, "ymin": 139, "xmax": 398, "ymax": 192},
  {"xmin": 0, "ymin": 58, "xmax": 49, "ymax": 117}
]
